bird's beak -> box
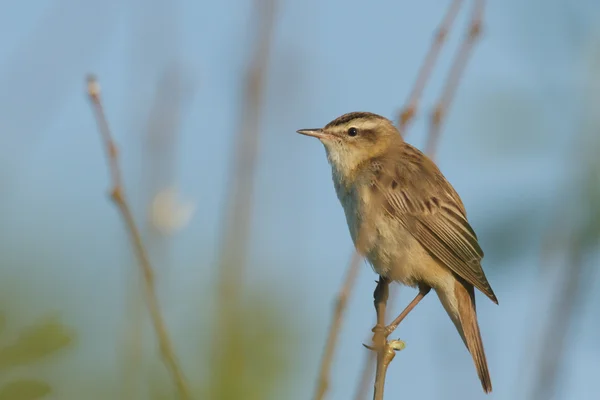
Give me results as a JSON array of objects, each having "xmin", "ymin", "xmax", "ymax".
[{"xmin": 296, "ymin": 128, "xmax": 328, "ymax": 139}]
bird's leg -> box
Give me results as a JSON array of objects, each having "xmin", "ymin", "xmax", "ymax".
[
  {"xmin": 383, "ymin": 285, "xmax": 431, "ymax": 337},
  {"xmin": 371, "ymin": 276, "xmax": 390, "ymax": 349}
]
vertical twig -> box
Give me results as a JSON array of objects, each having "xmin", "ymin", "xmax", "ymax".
[
  {"xmin": 528, "ymin": 244, "xmax": 584, "ymax": 400},
  {"xmin": 121, "ymin": 66, "xmax": 192, "ymax": 400},
  {"xmin": 353, "ymin": 346, "xmax": 375, "ymax": 400},
  {"xmin": 120, "ymin": 1, "xmax": 183, "ymax": 395},
  {"xmin": 398, "ymin": 0, "xmax": 464, "ymax": 133},
  {"xmin": 373, "ymin": 343, "xmax": 401, "ymax": 400},
  {"xmin": 215, "ymin": 0, "xmax": 277, "ymax": 308},
  {"xmin": 313, "ymin": 251, "xmax": 362, "ymax": 400},
  {"xmin": 209, "ymin": 0, "xmax": 277, "ymax": 398},
  {"xmin": 86, "ymin": 76, "xmax": 192, "ymax": 400},
  {"xmin": 527, "ymin": 135, "xmax": 600, "ymax": 400},
  {"xmin": 426, "ymin": 0, "xmax": 485, "ymax": 157},
  {"xmin": 313, "ymin": 208, "xmax": 380, "ymax": 400}
]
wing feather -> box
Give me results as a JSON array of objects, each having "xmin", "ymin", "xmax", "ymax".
[{"xmin": 372, "ymin": 145, "xmax": 498, "ymax": 303}]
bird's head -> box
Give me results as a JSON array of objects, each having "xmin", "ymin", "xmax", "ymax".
[{"xmin": 297, "ymin": 112, "xmax": 401, "ymax": 182}]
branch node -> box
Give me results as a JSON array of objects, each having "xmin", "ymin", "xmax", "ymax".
[
  {"xmin": 108, "ymin": 142, "xmax": 118, "ymax": 159},
  {"xmin": 382, "ymin": 343, "xmax": 396, "ymax": 366},
  {"xmin": 86, "ymin": 75, "xmax": 191, "ymax": 400},
  {"xmin": 399, "ymin": 107, "xmax": 415, "ymax": 129},
  {"xmin": 470, "ymin": 21, "xmax": 482, "ymax": 38},
  {"xmin": 432, "ymin": 106, "xmax": 443, "ymax": 126},
  {"xmin": 110, "ymin": 187, "xmax": 122, "ymax": 202},
  {"xmin": 435, "ymin": 28, "xmax": 448, "ymax": 43},
  {"xmin": 86, "ymin": 75, "xmax": 101, "ymax": 100},
  {"xmin": 397, "ymin": 0, "xmax": 464, "ymax": 133}
]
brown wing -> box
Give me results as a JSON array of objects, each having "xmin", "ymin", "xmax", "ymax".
[{"xmin": 373, "ymin": 144, "xmax": 498, "ymax": 304}]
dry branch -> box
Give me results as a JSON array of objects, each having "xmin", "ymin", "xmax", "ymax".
[
  {"xmin": 529, "ymin": 243, "xmax": 584, "ymax": 400},
  {"xmin": 313, "ymin": 251, "xmax": 362, "ymax": 400},
  {"xmin": 209, "ymin": 0, "xmax": 277, "ymax": 397},
  {"xmin": 215, "ymin": 0, "xmax": 277, "ymax": 306},
  {"xmin": 426, "ymin": 0, "xmax": 485, "ymax": 157},
  {"xmin": 86, "ymin": 76, "xmax": 192, "ymax": 400},
  {"xmin": 398, "ymin": 0, "xmax": 464, "ymax": 133}
]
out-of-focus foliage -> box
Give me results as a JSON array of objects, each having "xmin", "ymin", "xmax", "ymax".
[
  {"xmin": 124, "ymin": 290, "xmax": 300, "ymax": 400},
  {"xmin": 0, "ymin": 282, "xmax": 298, "ymax": 400},
  {"xmin": 0, "ymin": 316, "xmax": 73, "ymax": 369},
  {"xmin": 0, "ymin": 380, "xmax": 51, "ymax": 400},
  {"xmin": 205, "ymin": 293, "xmax": 299, "ymax": 400},
  {"xmin": 0, "ymin": 312, "xmax": 74, "ymax": 400}
]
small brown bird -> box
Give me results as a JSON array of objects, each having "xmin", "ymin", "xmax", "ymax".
[{"xmin": 297, "ymin": 112, "xmax": 497, "ymax": 393}]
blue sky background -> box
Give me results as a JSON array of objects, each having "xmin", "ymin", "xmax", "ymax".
[{"xmin": 0, "ymin": 0, "xmax": 599, "ymax": 399}]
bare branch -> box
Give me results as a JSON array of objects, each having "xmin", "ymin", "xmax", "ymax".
[
  {"xmin": 313, "ymin": 251, "xmax": 362, "ymax": 400},
  {"xmin": 209, "ymin": 0, "xmax": 278, "ymax": 397},
  {"xmin": 426, "ymin": 0, "xmax": 485, "ymax": 157},
  {"xmin": 353, "ymin": 286, "xmax": 399, "ymax": 400},
  {"xmin": 353, "ymin": 351, "xmax": 375, "ymax": 400},
  {"xmin": 313, "ymin": 203, "xmax": 382, "ymax": 400},
  {"xmin": 528, "ymin": 242, "xmax": 584, "ymax": 400},
  {"xmin": 373, "ymin": 340, "xmax": 404, "ymax": 400},
  {"xmin": 215, "ymin": 0, "xmax": 277, "ymax": 307},
  {"xmin": 398, "ymin": 0, "xmax": 464, "ymax": 133},
  {"xmin": 86, "ymin": 76, "xmax": 192, "ymax": 400}
]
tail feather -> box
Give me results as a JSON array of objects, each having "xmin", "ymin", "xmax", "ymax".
[{"xmin": 454, "ymin": 279, "xmax": 493, "ymax": 393}]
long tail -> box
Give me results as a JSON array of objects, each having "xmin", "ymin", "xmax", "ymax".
[
  {"xmin": 438, "ymin": 278, "xmax": 493, "ymax": 393},
  {"xmin": 455, "ymin": 279, "xmax": 492, "ymax": 393}
]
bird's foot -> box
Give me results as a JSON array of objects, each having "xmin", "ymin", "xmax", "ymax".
[
  {"xmin": 363, "ymin": 323, "xmax": 406, "ymax": 354},
  {"xmin": 363, "ymin": 324, "xmax": 387, "ymax": 352},
  {"xmin": 371, "ymin": 323, "xmax": 397, "ymax": 341}
]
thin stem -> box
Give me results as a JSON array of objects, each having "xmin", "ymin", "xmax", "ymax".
[
  {"xmin": 426, "ymin": 0, "xmax": 485, "ymax": 157},
  {"xmin": 372, "ymin": 277, "xmax": 390, "ymax": 400},
  {"xmin": 209, "ymin": 0, "xmax": 278, "ymax": 398},
  {"xmin": 373, "ymin": 345, "xmax": 395, "ymax": 400},
  {"xmin": 353, "ymin": 285, "xmax": 397, "ymax": 400},
  {"xmin": 86, "ymin": 76, "xmax": 192, "ymax": 400},
  {"xmin": 313, "ymin": 251, "xmax": 363, "ymax": 400},
  {"xmin": 398, "ymin": 0, "xmax": 464, "ymax": 133},
  {"xmin": 216, "ymin": 0, "xmax": 277, "ymax": 303},
  {"xmin": 353, "ymin": 351, "xmax": 375, "ymax": 400},
  {"xmin": 313, "ymin": 214, "xmax": 380, "ymax": 400},
  {"xmin": 529, "ymin": 246, "xmax": 583, "ymax": 400}
]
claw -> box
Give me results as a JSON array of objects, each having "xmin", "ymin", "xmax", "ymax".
[{"xmin": 362, "ymin": 343, "xmax": 378, "ymax": 351}]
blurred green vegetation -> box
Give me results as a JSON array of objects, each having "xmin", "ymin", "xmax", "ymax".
[
  {"xmin": 0, "ymin": 274, "xmax": 300, "ymax": 400},
  {"xmin": 0, "ymin": 380, "xmax": 50, "ymax": 400},
  {"xmin": 205, "ymin": 293, "xmax": 300, "ymax": 400},
  {"xmin": 0, "ymin": 313, "xmax": 74, "ymax": 400}
]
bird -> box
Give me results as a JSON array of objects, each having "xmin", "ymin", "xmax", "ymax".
[{"xmin": 297, "ymin": 111, "xmax": 497, "ymax": 393}]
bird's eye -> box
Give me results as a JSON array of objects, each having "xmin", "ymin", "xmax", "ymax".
[{"xmin": 348, "ymin": 127, "xmax": 358, "ymax": 137}]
